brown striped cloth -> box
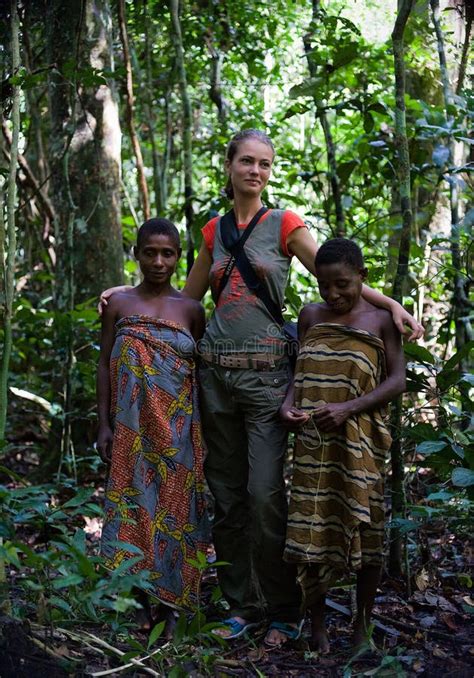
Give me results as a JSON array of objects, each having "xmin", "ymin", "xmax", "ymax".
[{"xmin": 284, "ymin": 323, "xmax": 392, "ymax": 605}]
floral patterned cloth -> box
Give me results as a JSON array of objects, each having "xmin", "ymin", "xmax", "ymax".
[{"xmin": 101, "ymin": 315, "xmax": 210, "ymax": 609}]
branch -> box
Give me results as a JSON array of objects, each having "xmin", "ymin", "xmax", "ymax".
[
  {"xmin": 304, "ymin": 0, "xmax": 345, "ymax": 236},
  {"xmin": 456, "ymin": 9, "xmax": 472, "ymax": 94},
  {"xmin": 2, "ymin": 120, "xmax": 55, "ymax": 224},
  {"xmin": 0, "ymin": 0, "xmax": 21, "ymax": 439},
  {"xmin": 169, "ymin": 0, "xmax": 195, "ymax": 273},
  {"xmin": 117, "ymin": 0, "xmax": 150, "ymax": 220}
]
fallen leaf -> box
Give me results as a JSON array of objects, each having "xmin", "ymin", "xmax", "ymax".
[
  {"xmin": 247, "ymin": 646, "xmax": 266, "ymax": 661},
  {"xmin": 415, "ymin": 568, "xmax": 430, "ymax": 592},
  {"xmin": 413, "ymin": 659, "xmax": 424, "ymax": 672},
  {"xmin": 433, "ymin": 647, "xmax": 448, "ymax": 659},
  {"xmin": 440, "ymin": 612, "xmax": 458, "ymax": 631},
  {"xmin": 420, "ymin": 615, "xmax": 437, "ymax": 628}
]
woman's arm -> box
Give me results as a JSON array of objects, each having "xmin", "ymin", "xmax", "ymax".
[
  {"xmin": 279, "ymin": 305, "xmax": 313, "ymax": 429},
  {"xmin": 190, "ymin": 302, "xmax": 206, "ymax": 342},
  {"xmin": 96, "ymin": 301, "xmax": 117, "ymax": 463},
  {"xmin": 182, "ymin": 241, "xmax": 212, "ymax": 301},
  {"xmin": 361, "ymin": 285, "xmax": 423, "ymax": 341},
  {"xmin": 287, "ymin": 227, "xmax": 423, "ymax": 340},
  {"xmin": 313, "ymin": 314, "xmax": 406, "ymax": 432}
]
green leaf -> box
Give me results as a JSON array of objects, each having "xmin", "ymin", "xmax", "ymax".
[
  {"xmin": 337, "ymin": 160, "xmax": 358, "ymax": 183},
  {"xmin": 443, "ymin": 341, "xmax": 474, "ymax": 371},
  {"xmin": 289, "ymin": 76, "xmax": 324, "ymax": 99},
  {"xmin": 62, "ymin": 488, "xmax": 94, "ymax": 508},
  {"xmin": 416, "ymin": 440, "xmax": 448, "ymax": 455},
  {"xmin": 52, "ymin": 573, "xmax": 84, "ymax": 589},
  {"xmin": 403, "ymin": 344, "xmax": 436, "ymax": 365},
  {"xmin": 367, "ymin": 102, "xmax": 387, "ymax": 115},
  {"xmin": 404, "ymin": 423, "xmax": 439, "ymax": 442},
  {"xmin": 333, "ymin": 42, "xmax": 359, "ymax": 69},
  {"xmin": 452, "ymin": 467, "xmax": 474, "ymax": 487},
  {"xmin": 147, "ymin": 620, "xmax": 166, "ymax": 648},
  {"xmin": 50, "ymin": 595, "xmax": 73, "ymax": 613},
  {"xmin": 363, "ymin": 113, "xmax": 374, "ymax": 134}
]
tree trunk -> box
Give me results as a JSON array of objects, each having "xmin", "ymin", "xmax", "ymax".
[
  {"xmin": 169, "ymin": 0, "xmax": 195, "ymax": 274},
  {"xmin": 389, "ymin": 0, "xmax": 415, "ymax": 577},
  {"xmin": 46, "ymin": 0, "xmax": 123, "ymax": 468},
  {"xmin": 0, "ymin": 0, "xmax": 20, "ymax": 443},
  {"xmin": 304, "ymin": 0, "xmax": 345, "ymax": 237},
  {"xmin": 47, "ymin": 0, "xmax": 123, "ymax": 301},
  {"xmin": 118, "ymin": 0, "xmax": 150, "ymax": 221},
  {"xmin": 430, "ymin": 0, "xmax": 471, "ymax": 358}
]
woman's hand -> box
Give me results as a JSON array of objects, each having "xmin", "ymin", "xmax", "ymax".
[
  {"xmin": 391, "ymin": 305, "xmax": 424, "ymax": 342},
  {"xmin": 97, "ymin": 285, "xmax": 133, "ymax": 316},
  {"xmin": 97, "ymin": 425, "xmax": 114, "ymax": 463},
  {"xmin": 312, "ymin": 402, "xmax": 353, "ymax": 432},
  {"xmin": 280, "ymin": 404, "xmax": 310, "ymax": 431}
]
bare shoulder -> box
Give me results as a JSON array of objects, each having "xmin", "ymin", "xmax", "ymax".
[
  {"xmin": 299, "ymin": 302, "xmax": 325, "ymax": 324},
  {"xmin": 377, "ymin": 306, "xmax": 400, "ymax": 339},
  {"xmin": 174, "ymin": 291, "xmax": 204, "ymax": 317},
  {"xmin": 103, "ymin": 289, "xmax": 136, "ymax": 319},
  {"xmin": 298, "ymin": 302, "xmax": 325, "ymax": 341}
]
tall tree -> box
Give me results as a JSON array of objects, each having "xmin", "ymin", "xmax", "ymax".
[
  {"xmin": 430, "ymin": 0, "xmax": 472, "ymax": 355},
  {"xmin": 169, "ymin": 0, "xmax": 195, "ymax": 273},
  {"xmin": 46, "ymin": 0, "xmax": 123, "ymax": 468},
  {"xmin": 0, "ymin": 0, "xmax": 20, "ymax": 442},
  {"xmin": 389, "ymin": 0, "xmax": 415, "ymax": 577},
  {"xmin": 47, "ymin": 0, "xmax": 123, "ymax": 305},
  {"xmin": 118, "ymin": 0, "xmax": 150, "ymax": 221},
  {"xmin": 303, "ymin": 0, "xmax": 345, "ymax": 237}
]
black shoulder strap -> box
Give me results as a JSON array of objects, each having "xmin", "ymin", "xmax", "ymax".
[{"xmin": 214, "ymin": 205, "xmax": 268, "ymax": 305}]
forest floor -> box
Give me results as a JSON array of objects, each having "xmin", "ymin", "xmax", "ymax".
[{"xmin": 1, "ymin": 444, "xmax": 473, "ymax": 677}]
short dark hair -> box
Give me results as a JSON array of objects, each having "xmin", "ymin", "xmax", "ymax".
[
  {"xmin": 136, "ymin": 218, "xmax": 181, "ymax": 251},
  {"xmin": 315, "ymin": 238, "xmax": 364, "ymax": 271},
  {"xmin": 224, "ymin": 129, "xmax": 275, "ymax": 200}
]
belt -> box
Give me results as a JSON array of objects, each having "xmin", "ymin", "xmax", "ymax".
[{"xmin": 200, "ymin": 352, "xmax": 284, "ymax": 371}]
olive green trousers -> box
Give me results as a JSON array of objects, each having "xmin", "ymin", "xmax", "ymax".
[{"xmin": 199, "ymin": 360, "xmax": 302, "ymax": 622}]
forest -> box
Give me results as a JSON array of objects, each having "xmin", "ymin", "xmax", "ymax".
[{"xmin": 0, "ymin": 0, "xmax": 473, "ymax": 675}]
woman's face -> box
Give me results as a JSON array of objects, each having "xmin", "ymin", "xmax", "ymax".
[{"xmin": 225, "ymin": 139, "xmax": 273, "ymax": 198}]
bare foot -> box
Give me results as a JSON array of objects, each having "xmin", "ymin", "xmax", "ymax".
[
  {"xmin": 264, "ymin": 621, "xmax": 303, "ymax": 649},
  {"xmin": 352, "ymin": 617, "xmax": 373, "ymax": 653},
  {"xmin": 213, "ymin": 616, "xmax": 249, "ymax": 639},
  {"xmin": 135, "ymin": 604, "xmax": 153, "ymax": 632},
  {"xmin": 310, "ymin": 627, "xmax": 330, "ymax": 654}
]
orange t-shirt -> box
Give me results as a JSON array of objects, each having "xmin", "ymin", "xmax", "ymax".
[{"xmin": 202, "ymin": 209, "xmax": 306, "ymax": 258}]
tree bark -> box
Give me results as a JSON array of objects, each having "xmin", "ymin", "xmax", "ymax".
[
  {"xmin": 430, "ymin": 0, "xmax": 471, "ymax": 356},
  {"xmin": 389, "ymin": 0, "xmax": 415, "ymax": 577},
  {"xmin": 455, "ymin": 4, "xmax": 473, "ymax": 95},
  {"xmin": 118, "ymin": 0, "xmax": 150, "ymax": 220},
  {"xmin": 0, "ymin": 0, "xmax": 20, "ymax": 442},
  {"xmin": 169, "ymin": 0, "xmax": 195, "ymax": 274},
  {"xmin": 46, "ymin": 0, "xmax": 123, "ymax": 468},
  {"xmin": 47, "ymin": 0, "xmax": 123, "ymax": 303},
  {"xmin": 304, "ymin": 0, "xmax": 345, "ymax": 237}
]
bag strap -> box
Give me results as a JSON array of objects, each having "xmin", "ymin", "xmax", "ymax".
[
  {"xmin": 231, "ymin": 244, "xmax": 285, "ymax": 326},
  {"xmin": 214, "ymin": 205, "xmax": 268, "ymax": 305},
  {"xmin": 215, "ymin": 207, "xmax": 286, "ymax": 327}
]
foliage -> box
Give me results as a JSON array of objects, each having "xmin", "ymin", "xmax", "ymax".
[{"xmin": 0, "ymin": 0, "xmax": 473, "ymax": 673}]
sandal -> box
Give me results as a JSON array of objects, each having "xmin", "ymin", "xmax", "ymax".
[
  {"xmin": 212, "ymin": 617, "xmax": 259, "ymax": 640},
  {"xmin": 264, "ymin": 619, "xmax": 304, "ymax": 649}
]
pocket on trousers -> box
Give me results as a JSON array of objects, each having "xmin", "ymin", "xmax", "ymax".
[{"xmin": 258, "ymin": 370, "xmax": 289, "ymax": 403}]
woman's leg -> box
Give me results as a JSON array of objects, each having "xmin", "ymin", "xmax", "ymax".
[
  {"xmin": 237, "ymin": 365, "xmax": 302, "ymax": 626},
  {"xmin": 199, "ymin": 364, "xmax": 262, "ymax": 623},
  {"xmin": 353, "ymin": 564, "xmax": 381, "ymax": 648}
]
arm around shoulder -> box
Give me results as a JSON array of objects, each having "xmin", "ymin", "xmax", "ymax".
[
  {"xmin": 381, "ymin": 311, "xmax": 406, "ymax": 396},
  {"xmin": 182, "ymin": 241, "xmax": 212, "ymax": 301},
  {"xmin": 190, "ymin": 300, "xmax": 206, "ymax": 342}
]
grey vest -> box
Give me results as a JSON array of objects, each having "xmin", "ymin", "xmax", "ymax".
[{"xmin": 200, "ymin": 209, "xmax": 290, "ymax": 355}]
